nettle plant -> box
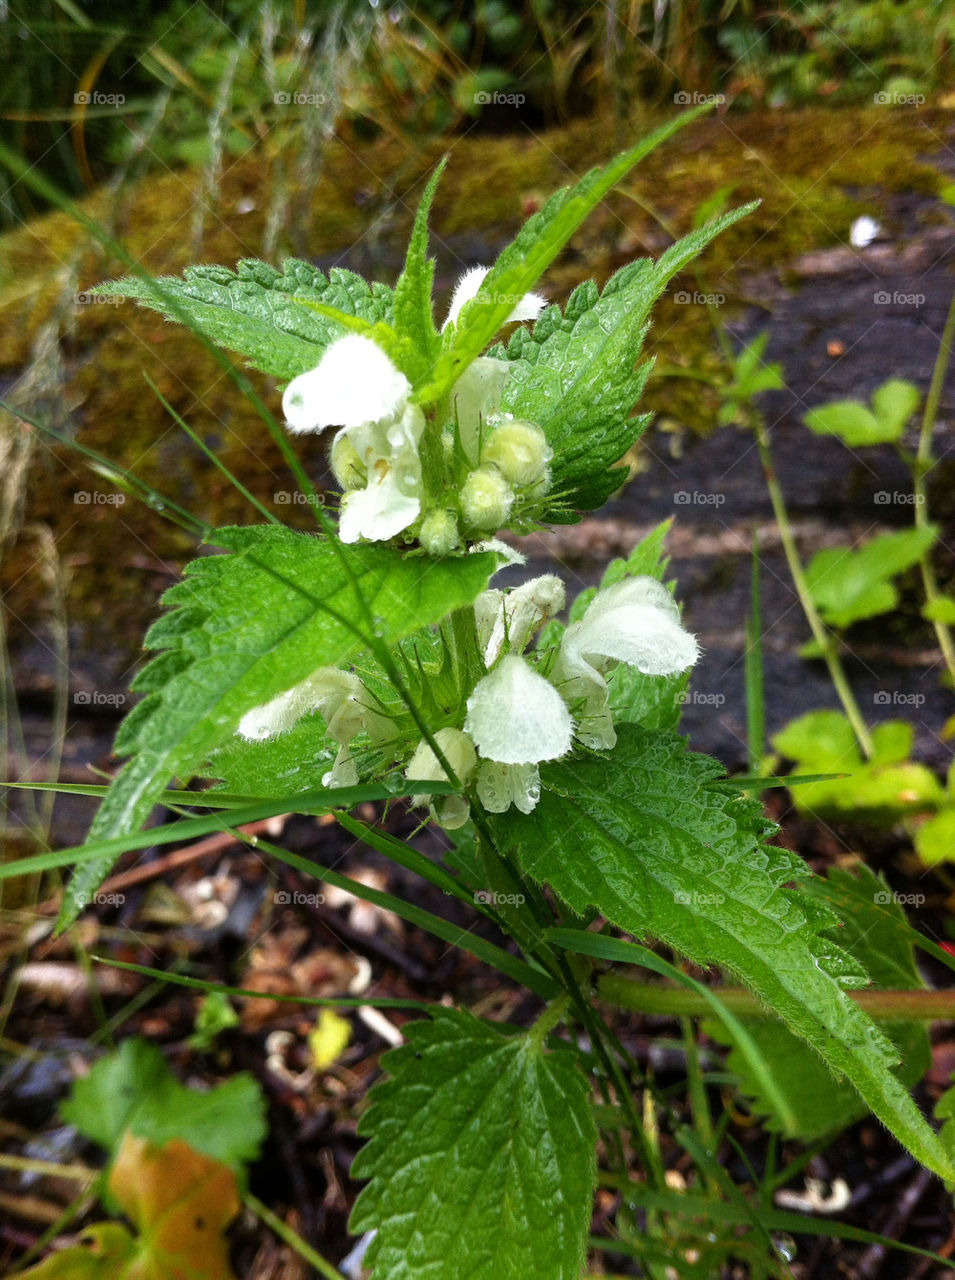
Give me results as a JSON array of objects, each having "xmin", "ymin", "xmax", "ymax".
[{"xmin": 18, "ymin": 114, "xmax": 955, "ymax": 1275}]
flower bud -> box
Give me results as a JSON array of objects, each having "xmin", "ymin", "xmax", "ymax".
[
  {"xmin": 330, "ymin": 433, "xmax": 365, "ymax": 490},
  {"xmin": 459, "ymin": 466, "xmax": 515, "ymax": 532},
  {"xmin": 405, "ymin": 727, "xmax": 477, "ymax": 830},
  {"xmin": 419, "ymin": 509, "xmax": 460, "ymax": 556},
  {"xmin": 481, "ymin": 421, "xmax": 552, "ymax": 487}
]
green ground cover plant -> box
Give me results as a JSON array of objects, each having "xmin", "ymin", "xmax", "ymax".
[{"xmin": 4, "ymin": 108, "xmax": 955, "ymax": 1278}]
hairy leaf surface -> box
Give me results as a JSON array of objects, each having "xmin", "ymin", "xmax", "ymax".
[
  {"xmin": 351, "ymin": 1008, "xmax": 596, "ymax": 1280},
  {"xmin": 65, "ymin": 529, "xmax": 498, "ymax": 926},
  {"xmin": 498, "ymin": 725, "xmax": 955, "ymax": 1179}
]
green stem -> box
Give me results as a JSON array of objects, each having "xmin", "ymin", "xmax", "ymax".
[
  {"xmin": 528, "ymin": 993, "xmax": 572, "ymax": 1048},
  {"xmin": 598, "ymin": 972, "xmax": 955, "ymax": 1022},
  {"xmin": 753, "ymin": 414, "xmax": 874, "ymax": 759},
  {"xmin": 913, "ymin": 286, "xmax": 955, "ymax": 683},
  {"xmin": 245, "ymin": 1192, "xmax": 345, "ymax": 1280}
]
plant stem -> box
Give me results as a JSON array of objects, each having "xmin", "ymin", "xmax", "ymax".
[
  {"xmin": 913, "ymin": 286, "xmax": 955, "ymax": 683},
  {"xmin": 245, "ymin": 1192, "xmax": 346, "ymax": 1280},
  {"xmin": 528, "ymin": 993, "xmax": 572, "ymax": 1048},
  {"xmin": 753, "ymin": 414, "xmax": 874, "ymax": 758},
  {"xmin": 598, "ymin": 972, "xmax": 955, "ymax": 1022}
]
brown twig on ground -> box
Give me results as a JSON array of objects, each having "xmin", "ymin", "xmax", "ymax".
[
  {"xmin": 855, "ymin": 1165, "xmax": 933, "ymax": 1279},
  {"xmin": 35, "ymin": 819, "xmax": 285, "ymax": 915}
]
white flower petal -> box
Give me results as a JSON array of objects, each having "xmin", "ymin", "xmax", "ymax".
[
  {"xmin": 476, "ymin": 760, "xmax": 541, "ymax": 814},
  {"xmin": 849, "ymin": 215, "xmax": 881, "ymax": 249},
  {"xmin": 405, "ymin": 728, "xmax": 477, "ymax": 831},
  {"xmin": 465, "ymin": 655, "xmax": 572, "ymax": 764},
  {"xmin": 338, "ymin": 470, "xmax": 420, "ymax": 543},
  {"xmin": 506, "ymin": 290, "xmax": 546, "ymax": 324},
  {"xmin": 573, "ymin": 577, "xmax": 699, "ymax": 676},
  {"xmin": 552, "ymin": 576, "xmax": 698, "ymax": 752},
  {"xmin": 477, "ymin": 574, "xmax": 565, "ymax": 665},
  {"xmin": 237, "ymin": 667, "xmax": 365, "ymax": 743},
  {"xmin": 323, "ymin": 744, "xmax": 359, "ymax": 789},
  {"xmin": 337, "ymin": 404, "xmax": 425, "ymax": 543},
  {"xmin": 550, "ymin": 649, "xmax": 616, "ymax": 751},
  {"xmin": 443, "ymin": 265, "xmax": 546, "ymax": 331},
  {"xmin": 282, "ymin": 334, "xmax": 410, "ymax": 434},
  {"xmin": 443, "ymin": 265, "xmax": 490, "ymax": 330},
  {"xmin": 470, "ymin": 539, "xmax": 526, "ymax": 570},
  {"xmin": 449, "ymin": 356, "xmax": 510, "ymax": 466},
  {"xmin": 405, "ymin": 727, "xmax": 477, "ymax": 786}
]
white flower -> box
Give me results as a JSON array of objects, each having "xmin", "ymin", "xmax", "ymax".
[
  {"xmin": 405, "ymin": 727, "xmax": 477, "ymax": 830},
  {"xmin": 281, "ymin": 334, "xmax": 424, "ymax": 543},
  {"xmin": 475, "ymin": 760, "xmax": 541, "ymax": 815},
  {"xmin": 469, "ymin": 538, "xmax": 526, "ymax": 569},
  {"xmin": 337, "ymin": 403, "xmax": 425, "ymax": 543},
  {"xmin": 465, "ymin": 655, "xmax": 572, "ymax": 764},
  {"xmin": 448, "ymin": 356, "xmax": 511, "ymax": 467},
  {"xmin": 237, "ymin": 666, "xmax": 391, "ymax": 788},
  {"xmin": 282, "ymin": 334, "xmax": 409, "ymax": 434},
  {"xmin": 849, "ymin": 215, "xmax": 881, "ymax": 249},
  {"xmin": 442, "ymin": 266, "xmax": 546, "ymax": 331},
  {"xmin": 475, "ymin": 574, "xmax": 565, "ymax": 666},
  {"xmin": 553, "ymin": 576, "xmax": 699, "ymax": 750}
]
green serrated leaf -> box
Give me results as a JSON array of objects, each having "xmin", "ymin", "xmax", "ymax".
[
  {"xmin": 771, "ymin": 710, "xmax": 943, "ymax": 821},
  {"xmin": 872, "ymin": 378, "xmax": 920, "ymax": 436},
  {"xmin": 492, "ymin": 204, "xmax": 755, "ymax": 518},
  {"xmin": 350, "ymin": 1008, "xmax": 596, "ymax": 1280},
  {"xmin": 417, "ymin": 108, "xmax": 714, "ymax": 405},
  {"xmin": 923, "ymin": 595, "xmax": 955, "ymax": 624},
  {"xmin": 92, "ymin": 259, "xmax": 394, "ymax": 381},
  {"xmin": 60, "ymin": 1038, "xmax": 265, "ymax": 1172},
  {"xmin": 202, "ymin": 711, "xmax": 337, "ymax": 796},
  {"xmin": 64, "ymin": 529, "xmax": 499, "ymax": 927},
  {"xmin": 497, "ymin": 725, "xmax": 955, "ymax": 1181},
  {"xmin": 392, "ymin": 159, "xmax": 445, "ymax": 382},
  {"xmin": 805, "ymin": 525, "xmax": 938, "ymax": 628},
  {"xmin": 709, "ymin": 863, "xmax": 930, "ymax": 1139},
  {"xmin": 804, "ymin": 401, "xmax": 884, "ymax": 445},
  {"xmin": 915, "ymin": 806, "xmax": 955, "ymax": 865},
  {"xmin": 803, "ymin": 379, "xmax": 920, "ymax": 446}
]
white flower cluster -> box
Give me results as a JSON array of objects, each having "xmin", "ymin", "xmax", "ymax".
[
  {"xmin": 406, "ymin": 572, "xmax": 699, "ymax": 824},
  {"xmin": 281, "ymin": 267, "xmax": 548, "ymax": 548},
  {"xmin": 234, "ymin": 571, "xmax": 698, "ymax": 823}
]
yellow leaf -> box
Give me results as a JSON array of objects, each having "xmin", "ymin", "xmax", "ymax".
[
  {"xmin": 21, "ymin": 1134, "xmax": 241, "ymax": 1280},
  {"xmin": 308, "ymin": 1008, "xmax": 351, "ymax": 1070}
]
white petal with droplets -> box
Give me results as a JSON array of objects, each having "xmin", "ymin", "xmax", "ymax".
[{"xmin": 465, "ymin": 655, "xmax": 572, "ymax": 764}]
